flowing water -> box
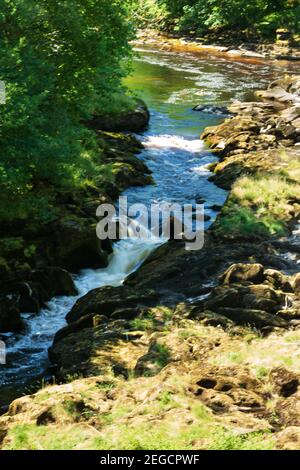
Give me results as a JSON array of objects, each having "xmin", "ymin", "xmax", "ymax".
[{"xmin": 0, "ymin": 46, "xmax": 295, "ymax": 407}]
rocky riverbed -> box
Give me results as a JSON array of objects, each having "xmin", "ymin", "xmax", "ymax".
[
  {"xmin": 1, "ymin": 76, "xmax": 300, "ymax": 450},
  {"xmin": 135, "ymin": 29, "xmax": 300, "ymax": 63}
]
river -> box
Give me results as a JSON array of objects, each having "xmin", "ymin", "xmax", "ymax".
[{"xmin": 0, "ymin": 46, "xmax": 295, "ymax": 408}]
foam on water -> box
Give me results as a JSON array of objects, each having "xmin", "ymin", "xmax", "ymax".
[
  {"xmin": 143, "ymin": 135, "xmax": 205, "ymax": 153},
  {"xmin": 3, "ymin": 233, "xmax": 162, "ymax": 386}
]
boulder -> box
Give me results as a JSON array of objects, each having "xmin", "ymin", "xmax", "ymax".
[
  {"xmin": 263, "ymin": 269, "xmax": 293, "ymax": 292},
  {"xmin": 205, "ymin": 284, "xmax": 285, "ymax": 315},
  {"xmin": 216, "ymin": 307, "xmax": 288, "ymax": 329},
  {"xmin": 221, "ymin": 263, "xmax": 264, "ymax": 284},
  {"xmin": 66, "ymin": 285, "xmax": 158, "ymax": 323},
  {"xmin": 52, "ymin": 313, "xmax": 109, "ymax": 345},
  {"xmin": 39, "ymin": 216, "xmax": 109, "ymax": 271},
  {"xmin": 86, "ymin": 99, "xmax": 150, "ymax": 133},
  {"xmin": 29, "ymin": 267, "xmax": 78, "ymax": 299}
]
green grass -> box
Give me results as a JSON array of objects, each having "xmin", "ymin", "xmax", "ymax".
[
  {"xmin": 4, "ymin": 410, "xmax": 275, "ymax": 450},
  {"xmin": 130, "ymin": 315, "xmax": 156, "ymax": 331},
  {"xmin": 151, "ymin": 343, "xmax": 171, "ymax": 369},
  {"xmin": 215, "ymin": 171, "xmax": 300, "ymax": 239},
  {"xmin": 4, "ymin": 424, "xmax": 95, "ymax": 451}
]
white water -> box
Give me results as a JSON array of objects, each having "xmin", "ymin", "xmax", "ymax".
[
  {"xmin": 2, "ymin": 231, "xmax": 162, "ymax": 386},
  {"xmin": 143, "ymin": 135, "xmax": 205, "ymax": 152}
]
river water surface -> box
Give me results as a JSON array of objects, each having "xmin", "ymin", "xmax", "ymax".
[{"xmin": 0, "ymin": 47, "xmax": 295, "ymax": 407}]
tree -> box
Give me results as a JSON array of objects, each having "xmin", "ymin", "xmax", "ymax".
[{"xmin": 0, "ymin": 0, "xmax": 133, "ymax": 220}]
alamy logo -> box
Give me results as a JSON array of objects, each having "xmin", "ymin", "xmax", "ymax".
[
  {"xmin": 96, "ymin": 196, "xmax": 205, "ymax": 251},
  {"xmin": 0, "ymin": 341, "xmax": 6, "ymax": 365}
]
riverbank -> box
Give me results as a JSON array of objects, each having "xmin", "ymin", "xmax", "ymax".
[
  {"xmin": 0, "ymin": 103, "xmax": 151, "ymax": 334},
  {"xmin": 1, "ymin": 75, "xmax": 300, "ymax": 450},
  {"xmin": 135, "ymin": 29, "xmax": 300, "ymax": 63}
]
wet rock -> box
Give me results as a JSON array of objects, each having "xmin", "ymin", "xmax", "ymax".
[
  {"xmin": 221, "ymin": 263, "xmax": 264, "ymax": 285},
  {"xmin": 193, "ymin": 104, "xmax": 232, "ymax": 117}
]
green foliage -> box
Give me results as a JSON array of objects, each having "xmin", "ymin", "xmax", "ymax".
[
  {"xmin": 0, "ymin": 0, "xmax": 133, "ymax": 221},
  {"xmin": 215, "ymin": 172, "xmax": 300, "ymax": 239},
  {"xmin": 151, "ymin": 343, "xmax": 171, "ymax": 368},
  {"xmin": 137, "ymin": 0, "xmax": 300, "ymax": 38},
  {"xmin": 4, "ymin": 421, "xmax": 274, "ymax": 450}
]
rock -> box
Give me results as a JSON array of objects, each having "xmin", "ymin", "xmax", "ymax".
[
  {"xmin": 66, "ymin": 285, "xmax": 158, "ymax": 324},
  {"xmin": 256, "ymin": 86, "xmax": 298, "ymax": 105},
  {"xmin": 52, "ymin": 313, "xmax": 109, "ymax": 345},
  {"xmin": 29, "ymin": 267, "xmax": 78, "ymax": 299},
  {"xmin": 263, "ymin": 269, "xmax": 293, "ymax": 292},
  {"xmin": 277, "ymin": 308, "xmax": 300, "ymax": 321},
  {"xmin": 221, "ymin": 263, "xmax": 264, "ymax": 285},
  {"xmin": 197, "ymin": 310, "xmax": 234, "ymax": 328},
  {"xmin": 49, "ymin": 326, "xmax": 145, "ymax": 380},
  {"xmin": 40, "ymin": 216, "xmax": 109, "ymax": 271},
  {"xmin": 86, "ymin": 99, "xmax": 150, "ymax": 133},
  {"xmin": 205, "ymin": 284, "xmax": 285, "ymax": 315},
  {"xmin": 276, "ymin": 426, "xmax": 300, "ymax": 450},
  {"xmin": 216, "ymin": 307, "xmax": 288, "ymax": 329},
  {"xmin": 275, "ymin": 396, "xmax": 300, "ymax": 427},
  {"xmin": 0, "ymin": 267, "xmax": 77, "ymax": 322},
  {"xmin": 226, "ymin": 388, "xmax": 264, "ymax": 410},
  {"xmin": 280, "ymin": 105, "xmax": 300, "ymax": 123},
  {"xmin": 193, "ymin": 105, "xmax": 232, "ymax": 117},
  {"xmin": 199, "ymin": 389, "xmax": 234, "ymax": 412},
  {"xmin": 0, "ymin": 296, "xmax": 24, "ymax": 332},
  {"xmin": 209, "ymin": 204, "xmax": 223, "ymax": 211},
  {"xmin": 270, "ymin": 367, "xmax": 299, "ymax": 398},
  {"xmin": 192, "ymin": 365, "xmax": 265, "ymax": 412},
  {"xmin": 292, "ymin": 273, "xmax": 300, "ymax": 297},
  {"xmin": 0, "ymin": 282, "xmax": 40, "ymax": 314}
]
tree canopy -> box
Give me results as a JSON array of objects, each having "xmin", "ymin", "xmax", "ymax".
[
  {"xmin": 0, "ymin": 0, "xmax": 133, "ymax": 221},
  {"xmin": 134, "ymin": 0, "xmax": 300, "ymax": 38}
]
